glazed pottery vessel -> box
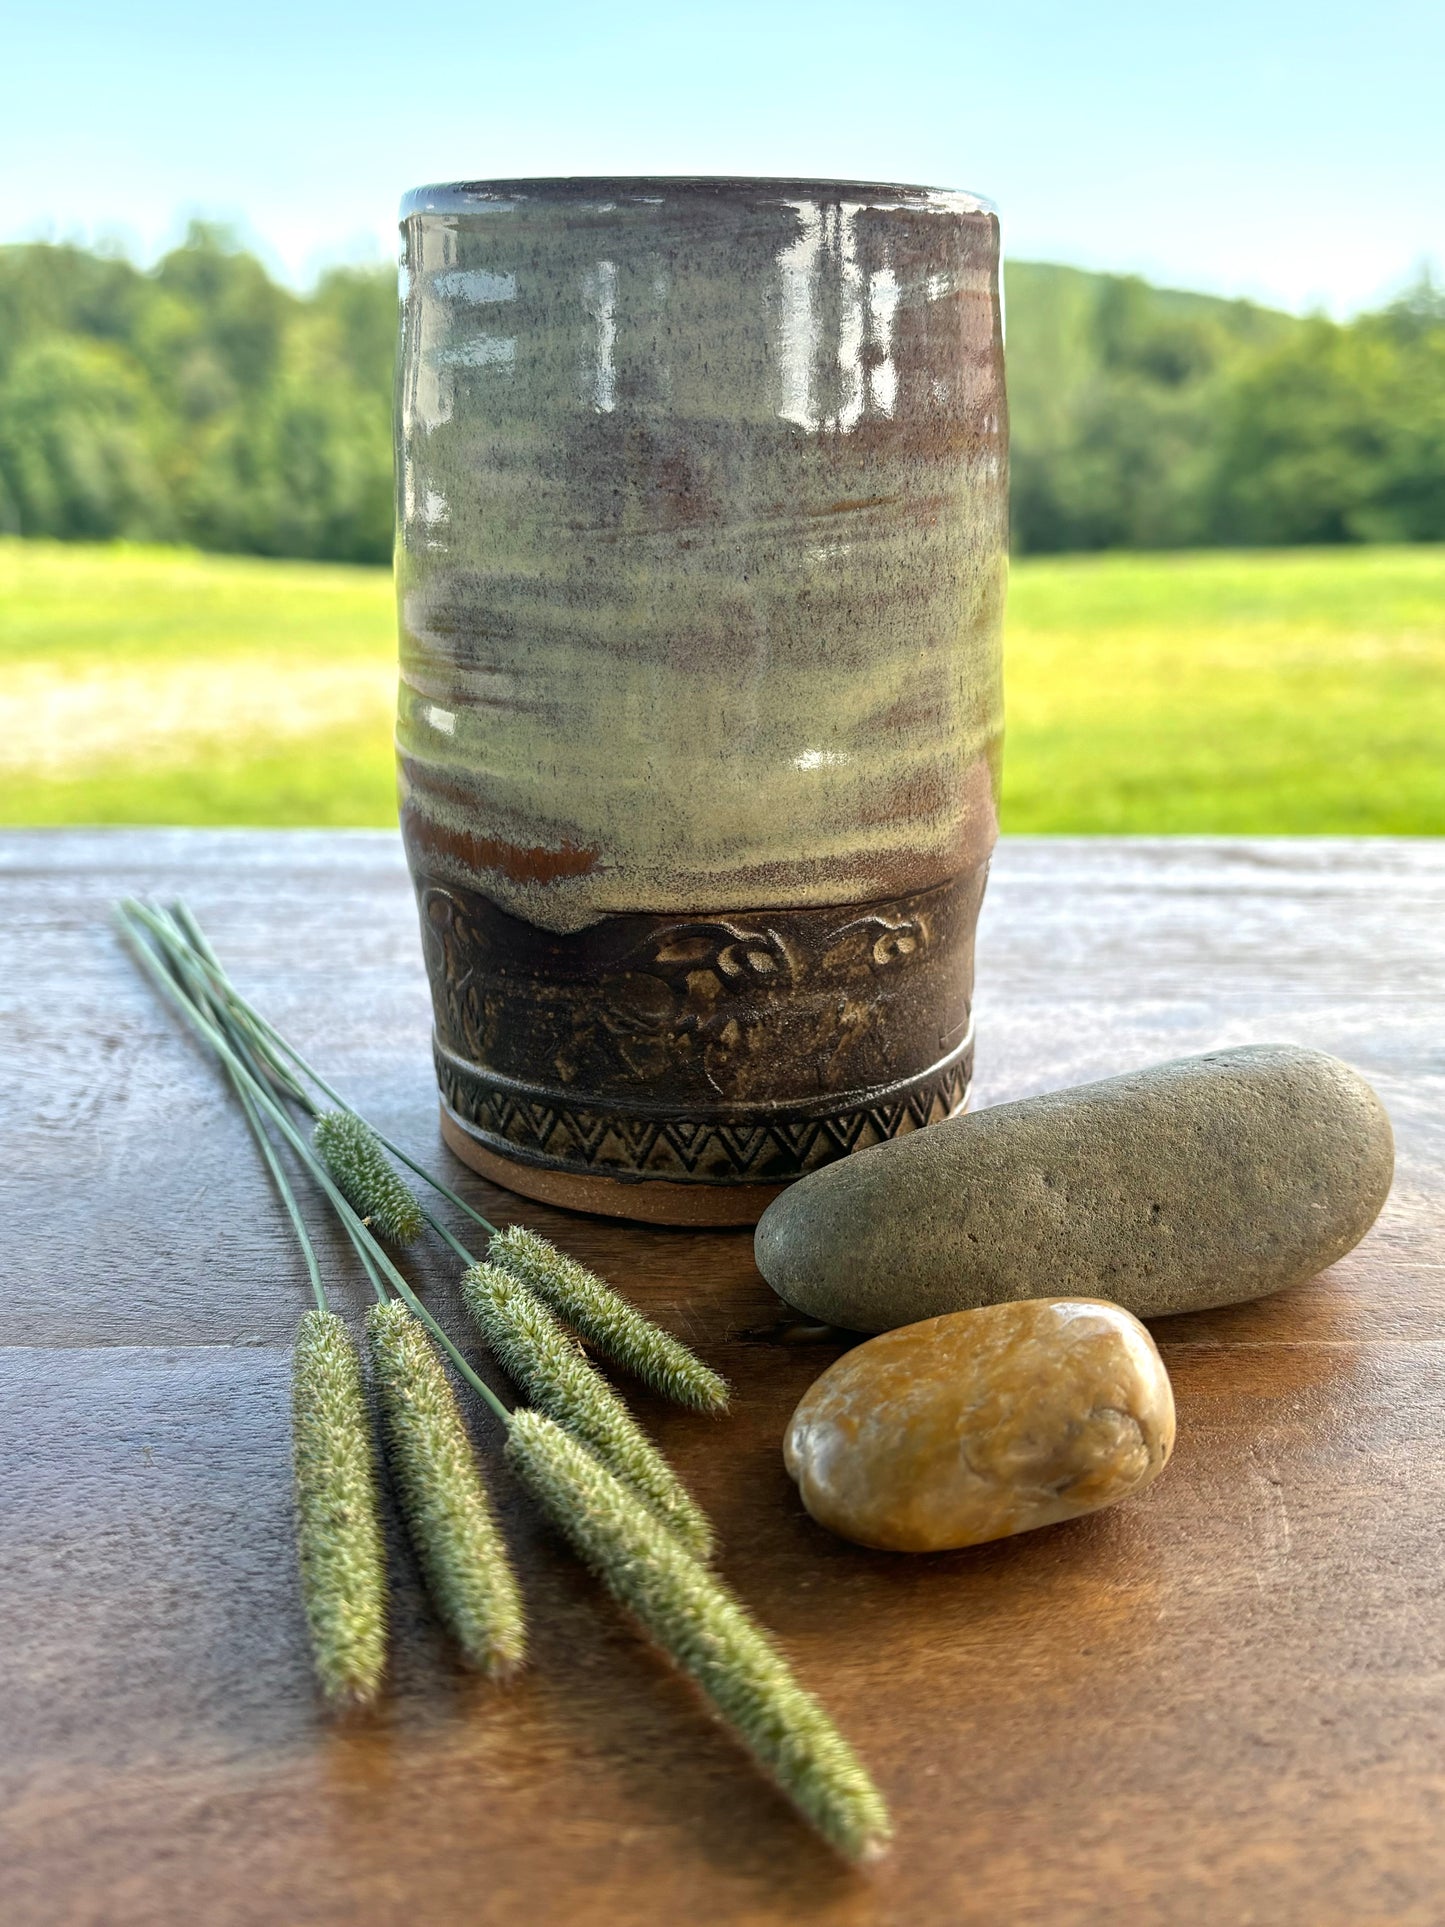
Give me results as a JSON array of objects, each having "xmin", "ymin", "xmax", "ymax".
[{"xmin": 395, "ymin": 177, "xmax": 1007, "ymax": 1223}]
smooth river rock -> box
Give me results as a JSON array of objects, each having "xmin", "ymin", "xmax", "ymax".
[
  {"xmin": 784, "ymin": 1298, "xmax": 1176, "ymax": 1552},
  {"xmin": 756, "ymin": 1046, "xmax": 1394, "ymax": 1332}
]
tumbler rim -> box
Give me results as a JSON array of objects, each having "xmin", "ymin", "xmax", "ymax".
[{"xmin": 399, "ymin": 176, "xmax": 997, "ymax": 220}]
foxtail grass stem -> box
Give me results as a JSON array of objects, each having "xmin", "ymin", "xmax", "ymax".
[
  {"xmin": 137, "ymin": 901, "xmax": 729, "ymax": 1414},
  {"xmin": 130, "ymin": 904, "xmax": 725, "ymax": 1412},
  {"xmin": 169, "ymin": 901, "xmax": 310, "ymax": 1104},
  {"xmin": 128, "ymin": 900, "xmax": 314, "ymax": 1110},
  {"xmin": 137, "ymin": 912, "xmax": 497, "ymax": 1233},
  {"xmin": 116, "ymin": 907, "xmax": 512, "ymax": 1429},
  {"xmin": 233, "ymin": 1072, "xmax": 328, "ymax": 1314},
  {"xmin": 133, "ymin": 909, "xmax": 327, "ymax": 1313},
  {"xmin": 161, "ymin": 900, "xmax": 312, "ymax": 1108}
]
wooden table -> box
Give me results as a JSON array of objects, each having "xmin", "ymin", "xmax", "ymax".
[{"xmin": 4, "ymin": 831, "xmax": 1443, "ymax": 1925}]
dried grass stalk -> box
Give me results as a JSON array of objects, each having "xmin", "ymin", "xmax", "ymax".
[
  {"xmin": 291, "ymin": 1308, "xmax": 388, "ymax": 1704},
  {"xmin": 505, "ymin": 1410, "xmax": 891, "ymax": 1863},
  {"xmin": 488, "ymin": 1224, "xmax": 728, "ymax": 1413},
  {"xmin": 315, "ymin": 1111, "xmax": 425, "ymax": 1244},
  {"xmin": 463, "ymin": 1262, "xmax": 713, "ymax": 1561},
  {"xmin": 366, "ymin": 1300, "xmax": 525, "ymax": 1676}
]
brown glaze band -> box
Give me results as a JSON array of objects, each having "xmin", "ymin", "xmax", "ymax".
[{"xmin": 417, "ymin": 863, "xmax": 984, "ymax": 1201}]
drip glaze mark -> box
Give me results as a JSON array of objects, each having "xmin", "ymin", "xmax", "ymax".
[{"xmin": 407, "ymin": 810, "xmax": 603, "ymax": 885}]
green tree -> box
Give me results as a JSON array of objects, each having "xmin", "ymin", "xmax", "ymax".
[
  {"xmin": 1005, "ymin": 263, "xmax": 1297, "ymax": 552},
  {"xmin": 0, "ymin": 336, "xmax": 169, "ymax": 539},
  {"xmin": 0, "ymin": 228, "xmax": 395, "ymax": 559},
  {"xmin": 1206, "ymin": 283, "xmax": 1445, "ymax": 544},
  {"xmin": 1, "ymin": 234, "xmax": 1442, "ymax": 562}
]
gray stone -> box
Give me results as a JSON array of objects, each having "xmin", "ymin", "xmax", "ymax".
[{"xmin": 754, "ymin": 1046, "xmax": 1394, "ymax": 1331}]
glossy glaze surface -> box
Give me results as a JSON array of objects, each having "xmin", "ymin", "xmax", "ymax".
[
  {"xmin": 784, "ymin": 1299, "xmax": 1176, "ymax": 1552},
  {"xmin": 396, "ymin": 178, "xmax": 1006, "ymax": 936}
]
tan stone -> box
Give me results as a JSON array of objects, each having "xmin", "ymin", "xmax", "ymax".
[{"xmin": 783, "ymin": 1298, "xmax": 1175, "ymax": 1552}]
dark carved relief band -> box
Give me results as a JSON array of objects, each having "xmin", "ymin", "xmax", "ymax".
[
  {"xmin": 414, "ymin": 862, "xmax": 986, "ymax": 1188},
  {"xmin": 436, "ymin": 1038, "xmax": 973, "ymax": 1187}
]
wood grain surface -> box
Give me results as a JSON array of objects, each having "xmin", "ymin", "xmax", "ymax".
[{"xmin": 2, "ymin": 831, "xmax": 1442, "ymax": 1926}]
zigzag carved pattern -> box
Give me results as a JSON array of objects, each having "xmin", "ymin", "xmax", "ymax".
[{"xmin": 437, "ymin": 1043, "xmax": 972, "ymax": 1187}]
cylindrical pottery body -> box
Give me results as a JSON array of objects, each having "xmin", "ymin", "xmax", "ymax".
[{"xmin": 395, "ymin": 178, "xmax": 1006, "ymax": 1223}]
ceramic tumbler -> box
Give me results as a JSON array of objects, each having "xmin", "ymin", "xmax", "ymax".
[{"xmin": 396, "ymin": 177, "xmax": 1006, "ymax": 1224}]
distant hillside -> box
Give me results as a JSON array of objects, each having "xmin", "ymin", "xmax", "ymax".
[
  {"xmin": 1006, "ymin": 262, "xmax": 1300, "ymax": 550},
  {"xmin": 0, "ymin": 230, "xmax": 395, "ymax": 562},
  {"xmin": 1006, "ymin": 259, "xmax": 1445, "ymax": 548},
  {"xmin": 1, "ymin": 229, "xmax": 1442, "ymax": 558}
]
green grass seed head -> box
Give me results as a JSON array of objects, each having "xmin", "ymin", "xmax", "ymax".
[
  {"xmin": 291, "ymin": 1308, "xmax": 388, "ymax": 1705},
  {"xmin": 314, "ymin": 1111, "xmax": 425, "ymax": 1245},
  {"xmin": 462, "ymin": 1262, "xmax": 714, "ymax": 1562},
  {"xmin": 487, "ymin": 1224, "xmax": 729, "ymax": 1414},
  {"xmin": 365, "ymin": 1299, "xmax": 526, "ymax": 1677},
  {"xmin": 505, "ymin": 1410, "xmax": 891, "ymax": 1864}
]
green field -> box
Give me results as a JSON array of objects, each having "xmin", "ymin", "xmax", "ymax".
[{"xmin": 3, "ymin": 538, "xmax": 1443, "ymax": 832}]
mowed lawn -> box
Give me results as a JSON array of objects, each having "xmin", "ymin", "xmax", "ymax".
[{"xmin": 2, "ymin": 537, "xmax": 1443, "ymax": 832}]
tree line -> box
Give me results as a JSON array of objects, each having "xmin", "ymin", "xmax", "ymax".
[{"xmin": 1, "ymin": 223, "xmax": 1442, "ymax": 561}]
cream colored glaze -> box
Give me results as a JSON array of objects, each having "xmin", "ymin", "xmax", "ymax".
[
  {"xmin": 395, "ymin": 180, "xmax": 1007, "ymax": 933},
  {"xmin": 783, "ymin": 1298, "xmax": 1175, "ymax": 1553}
]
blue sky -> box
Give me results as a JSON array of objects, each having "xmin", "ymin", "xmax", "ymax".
[{"xmin": 4, "ymin": 0, "xmax": 1439, "ymax": 313}]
